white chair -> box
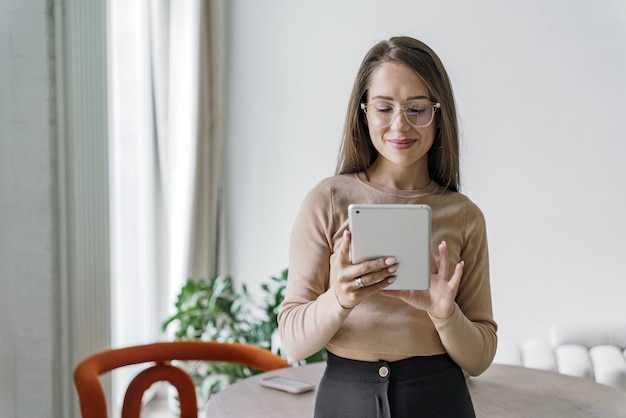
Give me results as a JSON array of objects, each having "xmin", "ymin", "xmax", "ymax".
[
  {"xmin": 493, "ymin": 322, "xmax": 626, "ymax": 391},
  {"xmin": 550, "ymin": 322, "xmax": 626, "ymax": 389}
]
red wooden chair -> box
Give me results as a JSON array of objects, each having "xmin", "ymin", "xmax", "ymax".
[{"xmin": 74, "ymin": 340, "xmax": 290, "ymax": 418}]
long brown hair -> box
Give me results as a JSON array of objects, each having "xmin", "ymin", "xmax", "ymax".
[{"xmin": 335, "ymin": 36, "xmax": 460, "ymax": 192}]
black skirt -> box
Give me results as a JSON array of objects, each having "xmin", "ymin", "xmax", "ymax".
[{"xmin": 314, "ymin": 351, "xmax": 476, "ymax": 418}]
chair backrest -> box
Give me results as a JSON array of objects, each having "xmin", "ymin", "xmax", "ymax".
[
  {"xmin": 550, "ymin": 322, "xmax": 626, "ymax": 349},
  {"xmin": 74, "ymin": 340, "xmax": 290, "ymax": 418}
]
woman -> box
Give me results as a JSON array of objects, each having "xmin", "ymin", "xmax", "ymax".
[{"xmin": 278, "ymin": 36, "xmax": 497, "ymax": 418}]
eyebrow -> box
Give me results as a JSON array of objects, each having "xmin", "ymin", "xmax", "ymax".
[{"xmin": 370, "ymin": 95, "xmax": 430, "ymax": 101}]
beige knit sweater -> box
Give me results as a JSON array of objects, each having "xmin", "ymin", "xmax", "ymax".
[{"xmin": 278, "ymin": 173, "xmax": 497, "ymax": 376}]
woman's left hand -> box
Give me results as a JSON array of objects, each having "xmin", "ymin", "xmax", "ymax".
[{"xmin": 379, "ymin": 241, "xmax": 463, "ymax": 318}]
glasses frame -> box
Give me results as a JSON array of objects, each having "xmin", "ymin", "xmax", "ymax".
[{"xmin": 360, "ymin": 101, "xmax": 441, "ymax": 128}]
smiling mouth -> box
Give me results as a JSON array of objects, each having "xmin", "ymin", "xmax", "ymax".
[{"xmin": 387, "ymin": 139, "xmax": 417, "ymax": 149}]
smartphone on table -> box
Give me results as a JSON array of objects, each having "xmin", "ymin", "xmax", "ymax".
[{"xmin": 259, "ymin": 375, "xmax": 316, "ymax": 394}]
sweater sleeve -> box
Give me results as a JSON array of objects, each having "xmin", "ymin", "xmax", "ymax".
[
  {"xmin": 278, "ymin": 182, "xmax": 351, "ymax": 362},
  {"xmin": 429, "ymin": 201, "xmax": 497, "ymax": 376}
]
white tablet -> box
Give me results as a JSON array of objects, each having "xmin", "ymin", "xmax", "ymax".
[{"xmin": 348, "ymin": 204, "xmax": 431, "ymax": 290}]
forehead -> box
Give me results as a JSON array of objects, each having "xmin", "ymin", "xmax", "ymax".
[{"xmin": 366, "ymin": 61, "xmax": 429, "ymax": 101}]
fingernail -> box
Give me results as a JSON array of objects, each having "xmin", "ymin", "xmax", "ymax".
[
  {"xmin": 385, "ymin": 257, "xmax": 397, "ymax": 266},
  {"xmin": 388, "ymin": 265, "xmax": 399, "ymax": 273},
  {"xmin": 387, "ymin": 276, "xmax": 397, "ymax": 283},
  {"xmin": 440, "ymin": 241, "xmax": 447, "ymax": 247}
]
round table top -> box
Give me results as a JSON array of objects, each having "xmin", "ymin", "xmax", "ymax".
[{"xmin": 206, "ymin": 362, "xmax": 626, "ymax": 417}]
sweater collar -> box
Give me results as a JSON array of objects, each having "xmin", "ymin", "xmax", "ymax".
[{"xmin": 354, "ymin": 172, "xmax": 442, "ymax": 198}]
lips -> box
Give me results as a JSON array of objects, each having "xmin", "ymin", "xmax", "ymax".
[{"xmin": 387, "ymin": 139, "xmax": 417, "ymax": 150}]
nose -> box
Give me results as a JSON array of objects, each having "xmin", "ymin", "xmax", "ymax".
[{"xmin": 390, "ymin": 108, "xmax": 411, "ymax": 131}]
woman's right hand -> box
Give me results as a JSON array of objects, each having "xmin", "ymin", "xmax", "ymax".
[{"xmin": 331, "ymin": 230, "xmax": 398, "ymax": 309}]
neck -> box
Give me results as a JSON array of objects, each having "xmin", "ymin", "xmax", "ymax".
[{"xmin": 365, "ymin": 161, "xmax": 431, "ymax": 191}]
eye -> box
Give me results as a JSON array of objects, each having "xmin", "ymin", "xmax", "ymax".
[
  {"xmin": 372, "ymin": 102, "xmax": 394, "ymax": 113},
  {"xmin": 405, "ymin": 103, "xmax": 429, "ymax": 115}
]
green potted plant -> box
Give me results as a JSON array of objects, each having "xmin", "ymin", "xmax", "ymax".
[{"xmin": 162, "ymin": 269, "xmax": 326, "ymax": 403}]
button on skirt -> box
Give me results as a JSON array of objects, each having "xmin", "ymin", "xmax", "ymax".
[{"xmin": 314, "ymin": 351, "xmax": 475, "ymax": 418}]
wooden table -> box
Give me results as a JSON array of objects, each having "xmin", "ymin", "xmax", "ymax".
[{"xmin": 206, "ymin": 362, "xmax": 626, "ymax": 417}]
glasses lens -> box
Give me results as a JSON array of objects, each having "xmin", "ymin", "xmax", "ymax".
[
  {"xmin": 366, "ymin": 103, "xmax": 395, "ymax": 127},
  {"xmin": 404, "ymin": 103, "xmax": 433, "ymax": 127},
  {"xmin": 364, "ymin": 102, "xmax": 435, "ymax": 128}
]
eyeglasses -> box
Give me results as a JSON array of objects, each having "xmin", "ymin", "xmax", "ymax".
[{"xmin": 360, "ymin": 101, "xmax": 441, "ymax": 128}]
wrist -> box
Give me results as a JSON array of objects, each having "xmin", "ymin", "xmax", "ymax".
[
  {"xmin": 333, "ymin": 286, "xmax": 354, "ymax": 310},
  {"xmin": 428, "ymin": 304, "xmax": 455, "ymax": 320}
]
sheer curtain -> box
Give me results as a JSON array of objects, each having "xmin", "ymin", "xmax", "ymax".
[
  {"xmin": 110, "ymin": 0, "xmax": 224, "ymax": 408},
  {"xmin": 187, "ymin": 0, "xmax": 227, "ymax": 280}
]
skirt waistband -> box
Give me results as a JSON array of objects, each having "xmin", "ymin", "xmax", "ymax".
[{"xmin": 325, "ymin": 351, "xmax": 457, "ymax": 383}]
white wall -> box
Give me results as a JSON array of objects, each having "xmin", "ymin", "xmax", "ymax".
[
  {"xmin": 0, "ymin": 0, "xmax": 60, "ymax": 417},
  {"xmin": 225, "ymin": 0, "xmax": 626, "ymax": 346}
]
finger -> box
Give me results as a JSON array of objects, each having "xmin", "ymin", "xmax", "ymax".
[
  {"xmin": 355, "ymin": 276, "xmax": 366, "ymax": 290},
  {"xmin": 363, "ymin": 275, "xmax": 397, "ymax": 293},
  {"xmin": 437, "ymin": 241, "xmax": 449, "ymax": 278},
  {"xmin": 338, "ymin": 229, "xmax": 351, "ymax": 263},
  {"xmin": 333, "ymin": 229, "xmax": 352, "ymax": 265},
  {"xmin": 448, "ymin": 260, "xmax": 464, "ymax": 291},
  {"xmin": 356, "ymin": 257, "xmax": 397, "ymax": 286}
]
